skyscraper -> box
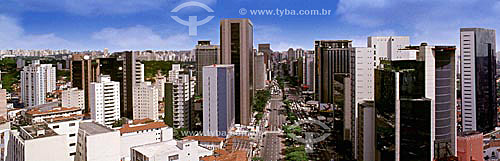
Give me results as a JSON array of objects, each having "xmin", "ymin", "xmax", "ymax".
[
  {"xmin": 460, "ymin": 28, "xmax": 497, "ymax": 133},
  {"xmin": 90, "ymin": 75, "xmax": 120, "ymax": 127},
  {"xmin": 21, "ymin": 60, "xmax": 56, "ymax": 107},
  {"xmin": 314, "ymin": 40, "xmax": 352, "ymax": 103},
  {"xmin": 71, "ymin": 54, "xmax": 100, "ymax": 113},
  {"xmin": 374, "ymin": 43, "xmax": 457, "ymax": 160},
  {"xmin": 220, "ymin": 18, "xmax": 254, "ymax": 125},
  {"xmin": 258, "ymin": 43, "xmax": 272, "ymax": 81},
  {"xmin": 254, "ymin": 52, "xmax": 265, "ymax": 90},
  {"xmin": 195, "ymin": 40, "xmax": 219, "ymax": 97},
  {"xmin": 367, "ymin": 36, "xmax": 416, "ymax": 65},
  {"xmin": 116, "ymin": 51, "xmax": 144, "ymax": 119},
  {"xmin": 203, "ymin": 64, "xmax": 235, "ymax": 137},
  {"xmin": 402, "ymin": 43, "xmax": 457, "ymax": 159},
  {"xmin": 350, "ymin": 47, "xmax": 375, "ymax": 159}
]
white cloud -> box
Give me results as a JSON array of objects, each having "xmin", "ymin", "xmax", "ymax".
[
  {"xmin": 92, "ymin": 25, "xmax": 194, "ymax": 51},
  {"xmin": 336, "ymin": 0, "xmax": 500, "ymax": 50},
  {"xmin": 0, "ymin": 15, "xmax": 77, "ymax": 49}
]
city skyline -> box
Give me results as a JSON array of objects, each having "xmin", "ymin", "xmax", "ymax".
[{"xmin": 0, "ymin": 0, "xmax": 499, "ymax": 51}]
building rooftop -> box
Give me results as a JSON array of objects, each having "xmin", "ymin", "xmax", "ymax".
[
  {"xmin": 183, "ymin": 136, "xmax": 225, "ymax": 143},
  {"xmin": 20, "ymin": 123, "xmax": 58, "ymax": 140},
  {"xmin": 26, "ymin": 106, "xmax": 81, "ymax": 116},
  {"xmin": 132, "ymin": 139, "xmax": 212, "ymax": 157},
  {"xmin": 119, "ymin": 122, "xmax": 167, "ymax": 134},
  {"xmin": 200, "ymin": 150, "xmax": 247, "ymax": 161},
  {"xmin": 44, "ymin": 114, "xmax": 84, "ymax": 123},
  {"xmin": 80, "ymin": 122, "xmax": 114, "ymax": 135}
]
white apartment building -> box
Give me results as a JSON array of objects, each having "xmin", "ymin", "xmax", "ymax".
[
  {"xmin": 46, "ymin": 117, "xmax": 82, "ymax": 159},
  {"xmin": 7, "ymin": 124, "xmax": 70, "ymax": 161},
  {"xmin": 90, "ymin": 75, "xmax": 120, "ymax": 127},
  {"xmin": 153, "ymin": 75, "xmax": 167, "ymax": 100},
  {"xmin": 367, "ymin": 36, "xmax": 416, "ymax": 65},
  {"xmin": 61, "ymin": 87, "xmax": 84, "ymax": 109},
  {"xmin": 133, "ymin": 82, "xmax": 159, "ymax": 121},
  {"xmin": 350, "ymin": 47, "xmax": 375, "ymax": 159},
  {"xmin": 130, "ymin": 140, "xmax": 212, "ymax": 161},
  {"xmin": 75, "ymin": 122, "xmax": 120, "ymax": 161},
  {"xmin": 25, "ymin": 107, "xmax": 82, "ymax": 124},
  {"xmin": 118, "ymin": 120, "xmax": 173, "ymax": 161},
  {"xmin": 21, "ymin": 60, "xmax": 56, "ymax": 107},
  {"xmin": 168, "ymin": 64, "xmax": 195, "ymax": 128},
  {"xmin": 203, "ymin": 65, "xmax": 235, "ymax": 137}
]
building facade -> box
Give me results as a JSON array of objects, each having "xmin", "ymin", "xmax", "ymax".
[
  {"xmin": 195, "ymin": 40, "xmax": 219, "ymax": 97},
  {"xmin": 203, "ymin": 65, "xmax": 235, "ymax": 137},
  {"xmin": 75, "ymin": 122, "xmax": 120, "ymax": 161},
  {"xmin": 133, "ymin": 82, "xmax": 159, "ymax": 121},
  {"xmin": 220, "ymin": 18, "xmax": 254, "ymax": 125},
  {"xmin": 314, "ymin": 40, "xmax": 352, "ymax": 103},
  {"xmin": 61, "ymin": 88, "xmax": 84, "ymax": 110},
  {"xmin": 460, "ymin": 28, "xmax": 497, "ymax": 133},
  {"xmin": 166, "ymin": 64, "xmax": 195, "ymax": 129},
  {"xmin": 350, "ymin": 47, "xmax": 375, "ymax": 159},
  {"xmin": 21, "ymin": 60, "xmax": 56, "ymax": 107},
  {"xmin": 90, "ymin": 75, "xmax": 121, "ymax": 127}
]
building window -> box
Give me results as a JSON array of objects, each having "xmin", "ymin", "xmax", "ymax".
[
  {"xmin": 70, "ymin": 143, "xmax": 76, "ymax": 146},
  {"xmin": 53, "ymin": 125, "xmax": 60, "ymax": 129},
  {"xmin": 70, "ymin": 133, "xmax": 76, "ymax": 137},
  {"xmin": 70, "ymin": 152, "xmax": 76, "ymax": 156},
  {"xmin": 69, "ymin": 123, "xmax": 76, "ymax": 126}
]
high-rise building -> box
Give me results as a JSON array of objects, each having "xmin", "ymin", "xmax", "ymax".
[
  {"xmin": 116, "ymin": 51, "xmax": 144, "ymax": 119},
  {"xmin": 402, "ymin": 44, "xmax": 457, "ymax": 158},
  {"xmin": 75, "ymin": 122, "xmax": 120, "ymax": 161},
  {"xmin": 314, "ymin": 40, "xmax": 352, "ymax": 103},
  {"xmin": 287, "ymin": 48, "xmax": 295, "ymax": 61},
  {"xmin": 21, "ymin": 60, "xmax": 56, "ymax": 107},
  {"xmin": 258, "ymin": 44, "xmax": 272, "ymax": 81},
  {"xmin": 153, "ymin": 75, "xmax": 167, "ymax": 100},
  {"xmin": 254, "ymin": 52, "xmax": 265, "ymax": 90},
  {"xmin": 71, "ymin": 54, "xmax": 101, "ymax": 113},
  {"xmin": 133, "ymin": 82, "xmax": 159, "ymax": 121},
  {"xmin": 367, "ymin": 36, "xmax": 416, "ymax": 65},
  {"xmin": 350, "ymin": 47, "xmax": 375, "ymax": 159},
  {"xmin": 303, "ymin": 50, "xmax": 315, "ymax": 91},
  {"xmin": 460, "ymin": 28, "xmax": 497, "ymax": 133},
  {"xmin": 195, "ymin": 40, "xmax": 219, "ymax": 97},
  {"xmin": 90, "ymin": 75, "xmax": 121, "ymax": 127},
  {"xmin": 203, "ymin": 65, "xmax": 235, "ymax": 137},
  {"xmin": 375, "ymin": 61, "xmax": 430, "ymax": 161},
  {"xmin": 61, "ymin": 87, "xmax": 84, "ymax": 109},
  {"xmin": 165, "ymin": 64, "xmax": 195, "ymax": 129},
  {"xmin": 220, "ymin": 18, "xmax": 254, "ymax": 125},
  {"xmin": 374, "ymin": 43, "xmax": 457, "ymax": 160}
]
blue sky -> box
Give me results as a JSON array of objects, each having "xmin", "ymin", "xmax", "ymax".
[{"xmin": 0, "ymin": 0, "xmax": 499, "ymax": 51}]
